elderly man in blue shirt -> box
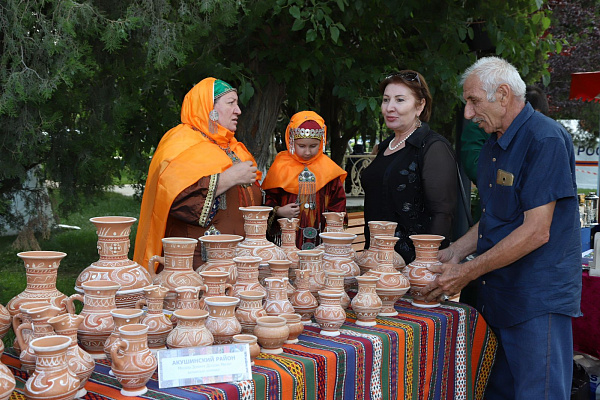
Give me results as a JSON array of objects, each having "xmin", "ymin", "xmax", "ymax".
[{"xmin": 423, "ymin": 56, "xmax": 582, "ymax": 399}]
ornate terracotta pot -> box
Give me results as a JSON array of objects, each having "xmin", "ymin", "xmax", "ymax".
[
  {"xmin": 198, "ymin": 270, "xmax": 233, "ymax": 310},
  {"xmin": 231, "ymin": 256, "xmax": 266, "ymax": 298},
  {"xmin": 280, "ymin": 313, "xmax": 304, "ymax": 344},
  {"xmin": 235, "ymin": 290, "xmax": 267, "ymax": 335},
  {"xmin": 199, "ymin": 234, "xmax": 244, "ymax": 284},
  {"xmin": 314, "ymin": 290, "xmax": 346, "ymax": 337},
  {"xmin": 148, "ymin": 237, "xmax": 203, "ymax": 311},
  {"xmin": 323, "ymin": 269, "xmax": 351, "ymax": 309},
  {"xmin": 167, "ymin": 309, "xmax": 213, "ymax": 349},
  {"xmin": 254, "ymin": 316, "xmax": 289, "ymax": 355},
  {"xmin": 171, "ymin": 286, "xmax": 201, "ymax": 326},
  {"xmin": 289, "ymin": 269, "xmax": 319, "ymax": 323},
  {"xmin": 351, "ymin": 275, "xmax": 382, "ymax": 326},
  {"xmin": 6, "ymin": 251, "xmax": 68, "ymax": 316},
  {"xmin": 277, "ymin": 218, "xmax": 300, "ymax": 272},
  {"xmin": 264, "ymin": 277, "xmax": 295, "ymax": 316},
  {"xmin": 204, "ymin": 296, "xmax": 241, "ymax": 344},
  {"xmin": 232, "ymin": 334, "xmax": 260, "ymax": 366},
  {"xmin": 267, "ymin": 260, "xmax": 295, "ymax": 298},
  {"xmin": 76, "ymin": 217, "xmax": 151, "ymax": 308},
  {"xmin": 407, "ymin": 235, "xmax": 445, "ymax": 308},
  {"xmin": 135, "ymin": 285, "xmax": 173, "ymax": 350},
  {"xmin": 356, "ymin": 222, "xmax": 405, "ymax": 274},
  {"xmin": 0, "ymin": 304, "xmax": 11, "ymax": 341},
  {"xmin": 322, "ymin": 212, "xmax": 346, "ymax": 232},
  {"xmin": 0, "ymin": 341, "xmax": 16, "ymax": 400},
  {"xmin": 103, "ymin": 308, "xmax": 144, "ymax": 361},
  {"xmin": 297, "ymin": 249, "xmax": 325, "ymax": 295},
  {"xmin": 25, "ymin": 335, "xmax": 80, "ymax": 400},
  {"xmin": 10, "ymin": 301, "xmax": 49, "ymax": 354},
  {"xmin": 110, "ymin": 324, "xmax": 157, "ymax": 397},
  {"xmin": 15, "ymin": 304, "xmax": 61, "ymax": 374},
  {"xmin": 47, "ymin": 313, "xmax": 95, "ymax": 398},
  {"xmin": 319, "ymin": 232, "xmax": 360, "ymax": 289}
]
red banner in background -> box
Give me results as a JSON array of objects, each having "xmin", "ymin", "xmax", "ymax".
[{"xmin": 570, "ymin": 72, "xmax": 600, "ymax": 103}]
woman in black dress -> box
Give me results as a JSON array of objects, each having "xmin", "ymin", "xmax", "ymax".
[{"xmin": 361, "ymin": 71, "xmax": 457, "ymax": 263}]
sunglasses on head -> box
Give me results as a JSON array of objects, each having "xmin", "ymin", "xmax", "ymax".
[{"xmin": 386, "ymin": 72, "xmax": 421, "ymax": 85}]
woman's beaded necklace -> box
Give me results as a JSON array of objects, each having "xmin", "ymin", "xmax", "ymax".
[{"xmin": 388, "ymin": 120, "xmax": 422, "ymax": 151}]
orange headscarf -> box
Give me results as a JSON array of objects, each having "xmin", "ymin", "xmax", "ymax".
[
  {"xmin": 261, "ymin": 111, "xmax": 346, "ymax": 193},
  {"xmin": 133, "ymin": 77, "xmax": 261, "ymax": 269}
]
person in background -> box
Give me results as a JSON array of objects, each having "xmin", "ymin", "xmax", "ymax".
[
  {"xmin": 134, "ymin": 77, "xmax": 262, "ymax": 271},
  {"xmin": 424, "ymin": 57, "xmax": 581, "ymax": 399},
  {"xmin": 361, "ymin": 70, "xmax": 457, "ymax": 263},
  {"xmin": 261, "ymin": 111, "xmax": 347, "ymax": 250}
]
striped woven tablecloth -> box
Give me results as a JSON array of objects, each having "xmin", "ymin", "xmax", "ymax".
[{"xmin": 3, "ymin": 297, "xmax": 496, "ymax": 400}]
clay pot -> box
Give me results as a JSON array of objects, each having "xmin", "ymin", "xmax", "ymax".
[
  {"xmin": 323, "ymin": 269, "xmax": 351, "ymax": 309},
  {"xmin": 198, "ymin": 270, "xmax": 233, "ymax": 310},
  {"xmin": 280, "ymin": 313, "xmax": 304, "ymax": 344},
  {"xmin": 103, "ymin": 308, "xmax": 144, "ymax": 361},
  {"xmin": 407, "ymin": 235, "xmax": 445, "ymax": 308},
  {"xmin": 135, "ymin": 285, "xmax": 173, "ymax": 350},
  {"xmin": 148, "ymin": 237, "xmax": 203, "ymax": 311},
  {"xmin": 6, "ymin": 251, "xmax": 68, "ymax": 317},
  {"xmin": 314, "ymin": 290, "xmax": 346, "ymax": 337},
  {"xmin": 356, "ymin": 221, "xmax": 405, "ymax": 274},
  {"xmin": 198, "ymin": 234, "xmax": 244, "ymax": 284},
  {"xmin": 76, "ymin": 217, "xmax": 152, "ymax": 308},
  {"xmin": 289, "ymin": 269, "xmax": 319, "ymax": 323},
  {"xmin": 232, "ymin": 334, "xmax": 260, "ymax": 366},
  {"xmin": 254, "ymin": 316, "xmax": 289, "ymax": 355},
  {"xmin": 65, "ymin": 280, "xmax": 120, "ymax": 359},
  {"xmin": 264, "ymin": 277, "xmax": 295, "ymax": 316},
  {"xmin": 351, "ymin": 275, "xmax": 382, "ymax": 326},
  {"xmin": 167, "ymin": 309, "xmax": 213, "ymax": 349},
  {"xmin": 231, "ymin": 256, "xmax": 266, "ymax": 298},
  {"xmin": 171, "ymin": 286, "xmax": 201, "ymax": 326},
  {"xmin": 267, "ymin": 260, "xmax": 295, "ymax": 298},
  {"xmin": 235, "ymin": 290, "xmax": 267, "ymax": 334},
  {"xmin": 48, "ymin": 314, "xmax": 95, "ymax": 398},
  {"xmin": 204, "ymin": 296, "xmax": 241, "ymax": 344},
  {"xmin": 297, "ymin": 249, "xmax": 325, "ymax": 295},
  {"xmin": 11, "ymin": 301, "xmax": 49, "ymax": 354},
  {"xmin": 15, "ymin": 304, "xmax": 61, "ymax": 374},
  {"xmin": 319, "ymin": 232, "xmax": 360, "ymax": 289},
  {"xmin": 322, "ymin": 212, "xmax": 346, "ymax": 233},
  {"xmin": 110, "ymin": 324, "xmax": 157, "ymax": 397},
  {"xmin": 25, "ymin": 335, "xmax": 80, "ymax": 400},
  {"xmin": 0, "ymin": 341, "xmax": 16, "ymax": 400},
  {"xmin": 0, "ymin": 304, "xmax": 10, "ymax": 341},
  {"xmin": 277, "ymin": 218, "xmax": 300, "ymax": 272}
]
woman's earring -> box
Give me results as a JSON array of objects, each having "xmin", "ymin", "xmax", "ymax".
[{"xmin": 209, "ymin": 110, "xmax": 219, "ymax": 134}]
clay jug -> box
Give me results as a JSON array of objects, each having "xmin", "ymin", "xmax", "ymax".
[
  {"xmin": 166, "ymin": 309, "xmax": 213, "ymax": 349},
  {"xmin": 235, "ymin": 290, "xmax": 267, "ymax": 334},
  {"xmin": 231, "ymin": 256, "xmax": 266, "ymax": 298},
  {"xmin": 319, "ymin": 232, "xmax": 360, "ymax": 289},
  {"xmin": 356, "ymin": 221, "xmax": 405, "ymax": 274},
  {"xmin": 254, "ymin": 316, "xmax": 289, "ymax": 355},
  {"xmin": 314, "ymin": 290, "xmax": 346, "ymax": 337},
  {"xmin": 322, "ymin": 212, "xmax": 346, "ymax": 232},
  {"xmin": 198, "ymin": 234, "xmax": 244, "ymax": 284},
  {"xmin": 135, "ymin": 285, "xmax": 172, "ymax": 350},
  {"xmin": 110, "ymin": 324, "xmax": 157, "ymax": 397},
  {"xmin": 0, "ymin": 304, "xmax": 10, "ymax": 340},
  {"xmin": 267, "ymin": 260, "xmax": 295, "ymax": 298},
  {"xmin": 171, "ymin": 286, "xmax": 201, "ymax": 326},
  {"xmin": 10, "ymin": 301, "xmax": 49, "ymax": 354},
  {"xmin": 297, "ymin": 249, "xmax": 325, "ymax": 295},
  {"xmin": 351, "ymin": 275, "xmax": 382, "ymax": 326},
  {"xmin": 0, "ymin": 341, "xmax": 16, "ymax": 400},
  {"xmin": 407, "ymin": 234, "xmax": 444, "ymax": 308},
  {"xmin": 277, "ymin": 218, "xmax": 300, "ymax": 272},
  {"xmin": 76, "ymin": 217, "xmax": 151, "ymax": 308},
  {"xmin": 204, "ymin": 296, "xmax": 241, "ymax": 344},
  {"xmin": 232, "ymin": 334, "xmax": 260, "ymax": 366},
  {"xmin": 280, "ymin": 313, "xmax": 304, "ymax": 344},
  {"xmin": 103, "ymin": 308, "xmax": 144, "ymax": 361},
  {"xmin": 48, "ymin": 313, "xmax": 94, "ymax": 398},
  {"xmin": 198, "ymin": 270, "xmax": 233, "ymax": 310},
  {"xmin": 289, "ymin": 269, "xmax": 319, "ymax": 323},
  {"xmin": 24, "ymin": 335, "xmax": 79, "ymax": 400},
  {"xmin": 264, "ymin": 277, "xmax": 295, "ymax": 316},
  {"xmin": 15, "ymin": 304, "xmax": 61, "ymax": 374},
  {"xmin": 65, "ymin": 280, "xmax": 119, "ymax": 359},
  {"xmin": 323, "ymin": 269, "xmax": 351, "ymax": 309},
  {"xmin": 148, "ymin": 237, "xmax": 203, "ymax": 311},
  {"xmin": 6, "ymin": 251, "xmax": 68, "ymax": 317}
]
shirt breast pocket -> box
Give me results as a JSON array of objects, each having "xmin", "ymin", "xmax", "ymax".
[{"xmin": 489, "ymin": 185, "xmax": 520, "ymax": 221}]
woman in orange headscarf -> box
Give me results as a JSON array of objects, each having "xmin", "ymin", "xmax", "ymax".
[
  {"xmin": 261, "ymin": 111, "xmax": 347, "ymax": 249},
  {"xmin": 134, "ymin": 78, "xmax": 262, "ymax": 271}
]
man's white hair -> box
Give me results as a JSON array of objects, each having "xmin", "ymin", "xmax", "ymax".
[{"xmin": 460, "ymin": 56, "xmax": 526, "ymax": 102}]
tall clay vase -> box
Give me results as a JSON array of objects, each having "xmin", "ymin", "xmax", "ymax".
[
  {"xmin": 204, "ymin": 296, "xmax": 241, "ymax": 344},
  {"xmin": 277, "ymin": 218, "xmax": 300, "ymax": 272},
  {"xmin": 323, "ymin": 269, "xmax": 351, "ymax": 309},
  {"xmin": 25, "ymin": 335, "xmax": 80, "ymax": 400},
  {"xmin": 267, "ymin": 260, "xmax": 295, "ymax": 298},
  {"xmin": 289, "ymin": 269, "xmax": 318, "ymax": 323},
  {"xmin": 407, "ymin": 235, "xmax": 445, "ymax": 308},
  {"xmin": 351, "ymin": 276, "xmax": 382, "ymax": 326},
  {"xmin": 6, "ymin": 251, "xmax": 68, "ymax": 317},
  {"xmin": 0, "ymin": 304, "xmax": 11, "ymax": 340},
  {"xmin": 198, "ymin": 234, "xmax": 244, "ymax": 284},
  {"xmin": 166, "ymin": 309, "xmax": 213, "ymax": 349},
  {"xmin": 103, "ymin": 309, "xmax": 144, "ymax": 361},
  {"xmin": 48, "ymin": 314, "xmax": 95, "ymax": 399},
  {"xmin": 15, "ymin": 304, "xmax": 61, "ymax": 374},
  {"xmin": 297, "ymin": 249, "xmax": 325, "ymax": 295},
  {"xmin": 0, "ymin": 341, "xmax": 16, "ymax": 400},
  {"xmin": 356, "ymin": 221, "xmax": 405, "ymax": 274},
  {"xmin": 110, "ymin": 324, "xmax": 157, "ymax": 397},
  {"xmin": 314, "ymin": 290, "xmax": 346, "ymax": 337},
  {"xmin": 263, "ymin": 277, "xmax": 295, "ymax": 316},
  {"xmin": 76, "ymin": 217, "xmax": 152, "ymax": 308},
  {"xmin": 319, "ymin": 232, "xmax": 360, "ymax": 289},
  {"xmin": 65, "ymin": 280, "xmax": 120, "ymax": 359},
  {"xmin": 171, "ymin": 286, "xmax": 201, "ymax": 326},
  {"xmin": 280, "ymin": 313, "xmax": 304, "ymax": 344},
  {"xmin": 198, "ymin": 270, "xmax": 233, "ymax": 310},
  {"xmin": 136, "ymin": 285, "xmax": 173, "ymax": 350},
  {"xmin": 254, "ymin": 316, "xmax": 289, "ymax": 355},
  {"xmin": 232, "ymin": 334, "xmax": 260, "ymax": 366},
  {"xmin": 148, "ymin": 237, "xmax": 203, "ymax": 311},
  {"xmin": 231, "ymin": 256, "xmax": 266, "ymax": 298},
  {"xmin": 235, "ymin": 290, "xmax": 267, "ymax": 334}
]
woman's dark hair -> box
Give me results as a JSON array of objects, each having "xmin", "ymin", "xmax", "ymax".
[
  {"xmin": 525, "ymin": 85, "xmax": 549, "ymax": 115},
  {"xmin": 379, "ymin": 70, "xmax": 433, "ymax": 122}
]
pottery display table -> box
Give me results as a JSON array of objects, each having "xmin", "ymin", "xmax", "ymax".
[{"xmin": 3, "ymin": 297, "xmax": 497, "ymax": 400}]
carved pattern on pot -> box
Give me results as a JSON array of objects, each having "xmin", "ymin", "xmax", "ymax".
[
  {"xmin": 198, "ymin": 234, "xmax": 244, "ymax": 284},
  {"xmin": 171, "ymin": 286, "xmax": 201, "ymax": 326},
  {"xmin": 314, "ymin": 290, "xmax": 346, "ymax": 337},
  {"xmin": 323, "ymin": 269, "xmax": 351, "ymax": 309},
  {"xmin": 319, "ymin": 232, "xmax": 360, "ymax": 289},
  {"xmin": 15, "ymin": 304, "xmax": 61, "ymax": 375},
  {"xmin": 0, "ymin": 342, "xmax": 16, "ymax": 400},
  {"xmin": 103, "ymin": 309, "xmax": 144, "ymax": 361},
  {"xmin": 407, "ymin": 235, "xmax": 445, "ymax": 308},
  {"xmin": 267, "ymin": 260, "xmax": 295, "ymax": 298},
  {"xmin": 231, "ymin": 256, "xmax": 266, "ymax": 299},
  {"xmin": 204, "ymin": 296, "xmax": 241, "ymax": 344},
  {"xmin": 254, "ymin": 316, "xmax": 289, "ymax": 355},
  {"xmin": 232, "ymin": 334, "xmax": 260, "ymax": 366},
  {"xmin": 0, "ymin": 304, "xmax": 10, "ymax": 341},
  {"xmin": 351, "ymin": 275, "xmax": 382, "ymax": 326},
  {"xmin": 264, "ymin": 277, "xmax": 295, "ymax": 316},
  {"xmin": 297, "ymin": 249, "xmax": 325, "ymax": 295},
  {"xmin": 76, "ymin": 217, "xmax": 151, "ymax": 308},
  {"xmin": 167, "ymin": 309, "xmax": 213, "ymax": 349},
  {"xmin": 235, "ymin": 290, "xmax": 267, "ymax": 335},
  {"xmin": 136, "ymin": 285, "xmax": 172, "ymax": 350},
  {"xmin": 356, "ymin": 221, "xmax": 405, "ymax": 274},
  {"xmin": 198, "ymin": 270, "xmax": 233, "ymax": 310},
  {"xmin": 289, "ymin": 269, "xmax": 319, "ymax": 323},
  {"xmin": 280, "ymin": 313, "xmax": 304, "ymax": 344},
  {"xmin": 277, "ymin": 218, "xmax": 300, "ymax": 272}
]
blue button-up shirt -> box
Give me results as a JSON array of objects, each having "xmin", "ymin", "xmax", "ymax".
[{"xmin": 476, "ymin": 103, "xmax": 582, "ymax": 328}]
